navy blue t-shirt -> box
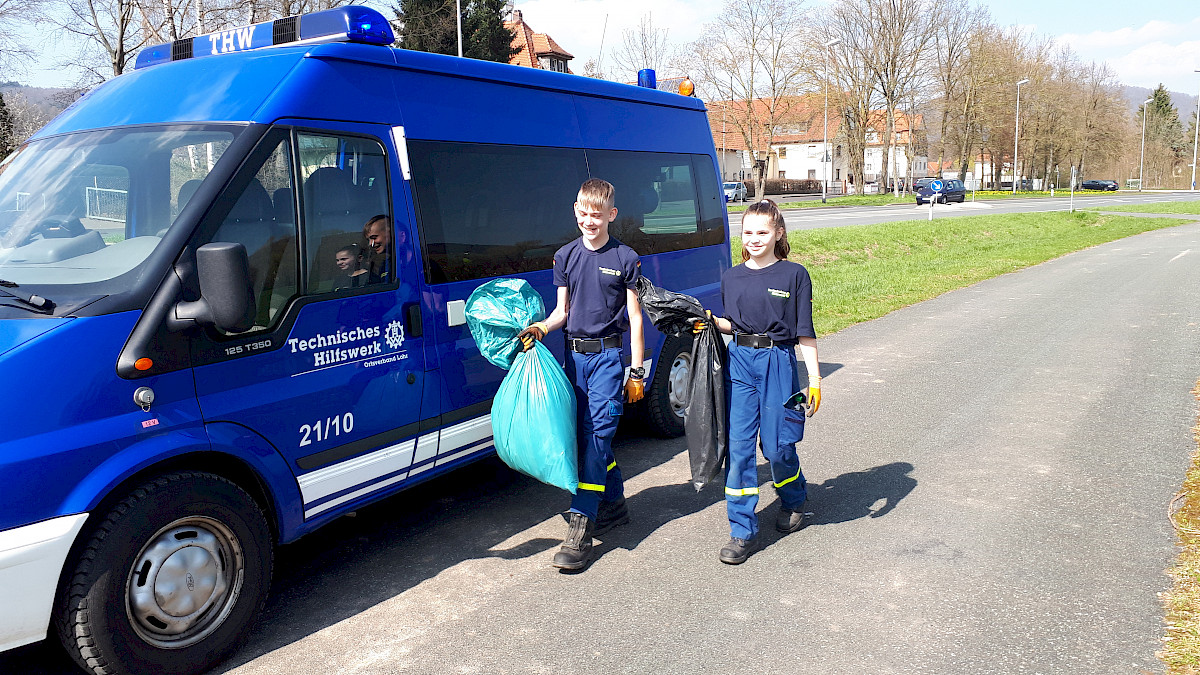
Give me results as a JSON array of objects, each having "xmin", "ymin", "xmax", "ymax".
[
  {"xmin": 553, "ymin": 237, "xmax": 641, "ymax": 338},
  {"xmin": 721, "ymin": 260, "xmax": 815, "ymax": 343}
]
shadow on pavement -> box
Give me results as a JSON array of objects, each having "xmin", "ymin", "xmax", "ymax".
[{"xmin": 807, "ymin": 461, "xmax": 917, "ymax": 524}]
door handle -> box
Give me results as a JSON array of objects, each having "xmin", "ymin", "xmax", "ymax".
[{"xmin": 404, "ymin": 302, "xmax": 423, "ymax": 338}]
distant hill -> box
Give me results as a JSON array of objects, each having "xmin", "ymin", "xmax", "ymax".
[
  {"xmin": 0, "ymin": 84, "xmax": 76, "ymax": 142},
  {"xmin": 1122, "ymin": 85, "xmax": 1198, "ymax": 123}
]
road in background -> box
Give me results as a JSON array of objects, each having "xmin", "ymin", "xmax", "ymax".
[{"xmin": 749, "ymin": 190, "xmax": 1200, "ymax": 231}]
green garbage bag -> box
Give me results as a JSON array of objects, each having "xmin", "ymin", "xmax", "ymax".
[
  {"xmin": 465, "ymin": 277, "xmax": 546, "ymax": 369},
  {"xmin": 465, "ymin": 278, "xmax": 578, "ymax": 493},
  {"xmin": 491, "ymin": 342, "xmax": 579, "ymax": 493}
]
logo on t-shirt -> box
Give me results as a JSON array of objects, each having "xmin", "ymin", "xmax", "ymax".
[
  {"xmin": 767, "ymin": 288, "xmax": 790, "ymax": 299},
  {"xmin": 599, "ymin": 266, "xmax": 622, "ymax": 277}
]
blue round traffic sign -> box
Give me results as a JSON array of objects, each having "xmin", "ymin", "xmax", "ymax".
[{"xmin": 930, "ymin": 179, "xmax": 943, "ymax": 192}]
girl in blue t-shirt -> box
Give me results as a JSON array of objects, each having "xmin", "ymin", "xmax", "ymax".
[{"xmin": 694, "ymin": 198, "xmax": 822, "ymax": 564}]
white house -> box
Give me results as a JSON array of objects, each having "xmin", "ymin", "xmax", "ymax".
[{"xmin": 707, "ymin": 97, "xmax": 927, "ymax": 190}]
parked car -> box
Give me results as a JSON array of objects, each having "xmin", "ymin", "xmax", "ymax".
[
  {"xmin": 1080, "ymin": 179, "xmax": 1118, "ymax": 191},
  {"xmin": 912, "ymin": 178, "xmax": 936, "ymax": 191},
  {"xmin": 916, "ymin": 178, "xmax": 967, "ymax": 204},
  {"xmin": 723, "ymin": 181, "xmax": 747, "ymax": 202}
]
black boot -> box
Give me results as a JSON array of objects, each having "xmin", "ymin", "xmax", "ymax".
[
  {"xmin": 552, "ymin": 512, "xmax": 594, "ymax": 570},
  {"xmin": 775, "ymin": 507, "xmax": 810, "ymax": 533},
  {"xmin": 718, "ymin": 536, "xmax": 759, "ymax": 565},
  {"xmin": 594, "ymin": 496, "xmax": 630, "ymax": 535}
]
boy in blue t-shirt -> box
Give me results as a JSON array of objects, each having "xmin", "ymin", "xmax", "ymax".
[{"xmin": 518, "ymin": 178, "xmax": 645, "ymax": 571}]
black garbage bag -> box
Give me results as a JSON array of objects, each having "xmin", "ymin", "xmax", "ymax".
[{"xmin": 635, "ymin": 277, "xmax": 729, "ymax": 491}]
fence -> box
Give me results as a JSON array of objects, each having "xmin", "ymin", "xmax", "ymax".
[{"xmin": 86, "ymin": 187, "xmax": 127, "ymax": 222}]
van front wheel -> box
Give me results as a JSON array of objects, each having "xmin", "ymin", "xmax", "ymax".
[{"xmin": 55, "ymin": 471, "xmax": 272, "ymax": 675}]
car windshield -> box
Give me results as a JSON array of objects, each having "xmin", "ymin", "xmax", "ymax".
[
  {"xmin": 0, "ymin": 125, "xmax": 241, "ymax": 289},
  {"xmin": 723, "ymin": 183, "xmax": 739, "ymax": 189}
]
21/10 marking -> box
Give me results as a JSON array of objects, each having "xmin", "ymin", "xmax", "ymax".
[{"xmin": 299, "ymin": 413, "xmax": 354, "ymax": 447}]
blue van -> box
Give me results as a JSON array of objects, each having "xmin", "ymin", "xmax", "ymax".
[{"xmin": 0, "ymin": 7, "xmax": 728, "ymax": 673}]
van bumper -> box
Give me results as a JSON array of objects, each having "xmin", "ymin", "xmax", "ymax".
[{"xmin": 0, "ymin": 513, "xmax": 88, "ymax": 652}]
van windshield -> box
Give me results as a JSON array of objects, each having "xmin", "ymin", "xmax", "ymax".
[{"xmin": 0, "ymin": 126, "xmax": 241, "ymax": 289}]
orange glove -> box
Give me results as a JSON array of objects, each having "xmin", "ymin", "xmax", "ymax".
[
  {"xmin": 805, "ymin": 376, "xmax": 821, "ymax": 417},
  {"xmin": 625, "ymin": 373, "xmax": 645, "ymax": 403},
  {"xmin": 516, "ymin": 321, "xmax": 548, "ymax": 351},
  {"xmin": 692, "ymin": 309, "xmax": 712, "ymax": 334}
]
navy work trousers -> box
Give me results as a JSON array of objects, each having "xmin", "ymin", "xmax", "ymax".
[
  {"xmin": 725, "ymin": 342, "xmax": 807, "ymax": 540},
  {"xmin": 564, "ymin": 347, "xmax": 625, "ymax": 521}
]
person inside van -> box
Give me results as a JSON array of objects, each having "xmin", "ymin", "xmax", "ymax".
[
  {"xmin": 333, "ymin": 243, "xmax": 369, "ymax": 290},
  {"xmin": 517, "ymin": 178, "xmax": 645, "ymax": 571},
  {"xmin": 362, "ymin": 214, "xmax": 391, "ymax": 283}
]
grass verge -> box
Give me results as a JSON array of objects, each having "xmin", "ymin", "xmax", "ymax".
[
  {"xmin": 727, "ymin": 189, "xmax": 1121, "ymax": 212},
  {"xmin": 1088, "ymin": 200, "xmax": 1200, "ymax": 215},
  {"xmin": 730, "ymin": 210, "xmax": 1191, "ymax": 336},
  {"xmin": 1161, "ymin": 381, "xmax": 1200, "ymax": 673}
]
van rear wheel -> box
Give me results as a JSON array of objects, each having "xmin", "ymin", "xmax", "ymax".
[
  {"xmin": 55, "ymin": 471, "xmax": 272, "ymax": 675},
  {"xmin": 644, "ymin": 334, "xmax": 693, "ymax": 437}
]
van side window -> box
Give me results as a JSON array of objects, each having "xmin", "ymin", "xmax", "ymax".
[
  {"xmin": 296, "ymin": 133, "xmax": 391, "ymax": 293},
  {"xmin": 407, "ymin": 141, "xmax": 586, "ymax": 284},
  {"xmin": 209, "ymin": 138, "xmax": 299, "ymax": 332},
  {"xmin": 584, "ymin": 150, "xmax": 725, "ymax": 255}
]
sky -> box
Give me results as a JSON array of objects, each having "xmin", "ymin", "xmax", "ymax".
[{"xmin": 8, "ymin": 0, "xmax": 1200, "ymax": 101}]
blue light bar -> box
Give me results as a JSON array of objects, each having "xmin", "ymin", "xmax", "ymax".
[{"xmin": 133, "ymin": 6, "xmax": 394, "ymax": 70}]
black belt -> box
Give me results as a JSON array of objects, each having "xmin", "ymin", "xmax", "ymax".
[
  {"xmin": 568, "ymin": 335, "xmax": 621, "ymax": 353},
  {"xmin": 735, "ymin": 333, "xmax": 794, "ymax": 349}
]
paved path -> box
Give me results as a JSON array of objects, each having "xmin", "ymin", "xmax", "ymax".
[{"xmin": 7, "ymin": 221, "xmax": 1200, "ymax": 674}]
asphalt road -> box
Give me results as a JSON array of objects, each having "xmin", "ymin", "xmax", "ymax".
[
  {"xmin": 6, "ymin": 218, "xmax": 1200, "ymax": 674},
  {"xmin": 770, "ymin": 190, "xmax": 1200, "ymax": 230}
]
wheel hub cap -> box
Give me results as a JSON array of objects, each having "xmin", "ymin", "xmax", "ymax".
[
  {"xmin": 667, "ymin": 352, "xmax": 693, "ymax": 418},
  {"xmin": 126, "ymin": 518, "xmax": 243, "ymax": 649}
]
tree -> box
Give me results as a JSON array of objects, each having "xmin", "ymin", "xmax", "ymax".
[
  {"xmin": 609, "ymin": 13, "xmax": 671, "ymax": 83},
  {"xmin": 51, "ymin": 0, "xmax": 148, "ymax": 80},
  {"xmin": 395, "ymin": 0, "xmax": 458, "ymax": 55},
  {"xmin": 394, "ymin": 0, "xmax": 516, "ymax": 62},
  {"xmin": 0, "ymin": 0, "xmax": 44, "ymax": 74},
  {"xmin": 857, "ymin": 0, "xmax": 936, "ymax": 194},
  {"xmin": 1138, "ymin": 84, "xmax": 1185, "ymax": 188},
  {"xmin": 0, "ymin": 91, "xmax": 14, "ymax": 157},
  {"xmin": 464, "ymin": 0, "xmax": 519, "ymax": 63},
  {"xmin": 821, "ymin": 1, "xmax": 880, "ymax": 194},
  {"xmin": 684, "ymin": 0, "xmax": 811, "ymax": 199}
]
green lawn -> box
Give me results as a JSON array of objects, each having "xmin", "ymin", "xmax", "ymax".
[
  {"xmin": 1088, "ymin": 200, "xmax": 1200, "ymax": 215},
  {"xmin": 730, "ymin": 210, "xmax": 1191, "ymax": 336},
  {"xmin": 728, "ymin": 189, "xmax": 1118, "ymax": 212}
]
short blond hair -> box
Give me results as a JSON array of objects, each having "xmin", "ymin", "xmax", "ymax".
[{"xmin": 577, "ymin": 178, "xmax": 616, "ymax": 211}]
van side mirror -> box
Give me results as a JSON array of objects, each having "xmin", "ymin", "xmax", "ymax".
[{"xmin": 174, "ymin": 242, "xmax": 257, "ymax": 333}]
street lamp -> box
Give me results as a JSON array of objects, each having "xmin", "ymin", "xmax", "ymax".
[
  {"xmin": 1140, "ymin": 97, "xmax": 1153, "ymax": 192},
  {"xmin": 822, "ymin": 37, "xmax": 842, "ymax": 204},
  {"xmin": 1012, "ymin": 78, "xmax": 1029, "ymax": 194},
  {"xmin": 1191, "ymin": 70, "xmax": 1199, "ymax": 192}
]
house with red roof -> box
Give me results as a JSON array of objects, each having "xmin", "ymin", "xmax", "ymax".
[{"xmin": 504, "ymin": 9, "xmax": 573, "ymax": 74}]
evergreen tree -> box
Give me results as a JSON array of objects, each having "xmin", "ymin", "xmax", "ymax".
[
  {"xmin": 464, "ymin": 0, "xmax": 519, "ymax": 63},
  {"xmin": 0, "ymin": 92, "xmax": 14, "ymax": 157},
  {"xmin": 393, "ymin": 0, "xmax": 516, "ymax": 63},
  {"xmin": 1140, "ymin": 84, "xmax": 1185, "ymax": 157}
]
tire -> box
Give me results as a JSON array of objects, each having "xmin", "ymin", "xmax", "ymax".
[
  {"xmin": 55, "ymin": 472, "xmax": 273, "ymax": 675},
  {"xmin": 644, "ymin": 333, "xmax": 694, "ymax": 437}
]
